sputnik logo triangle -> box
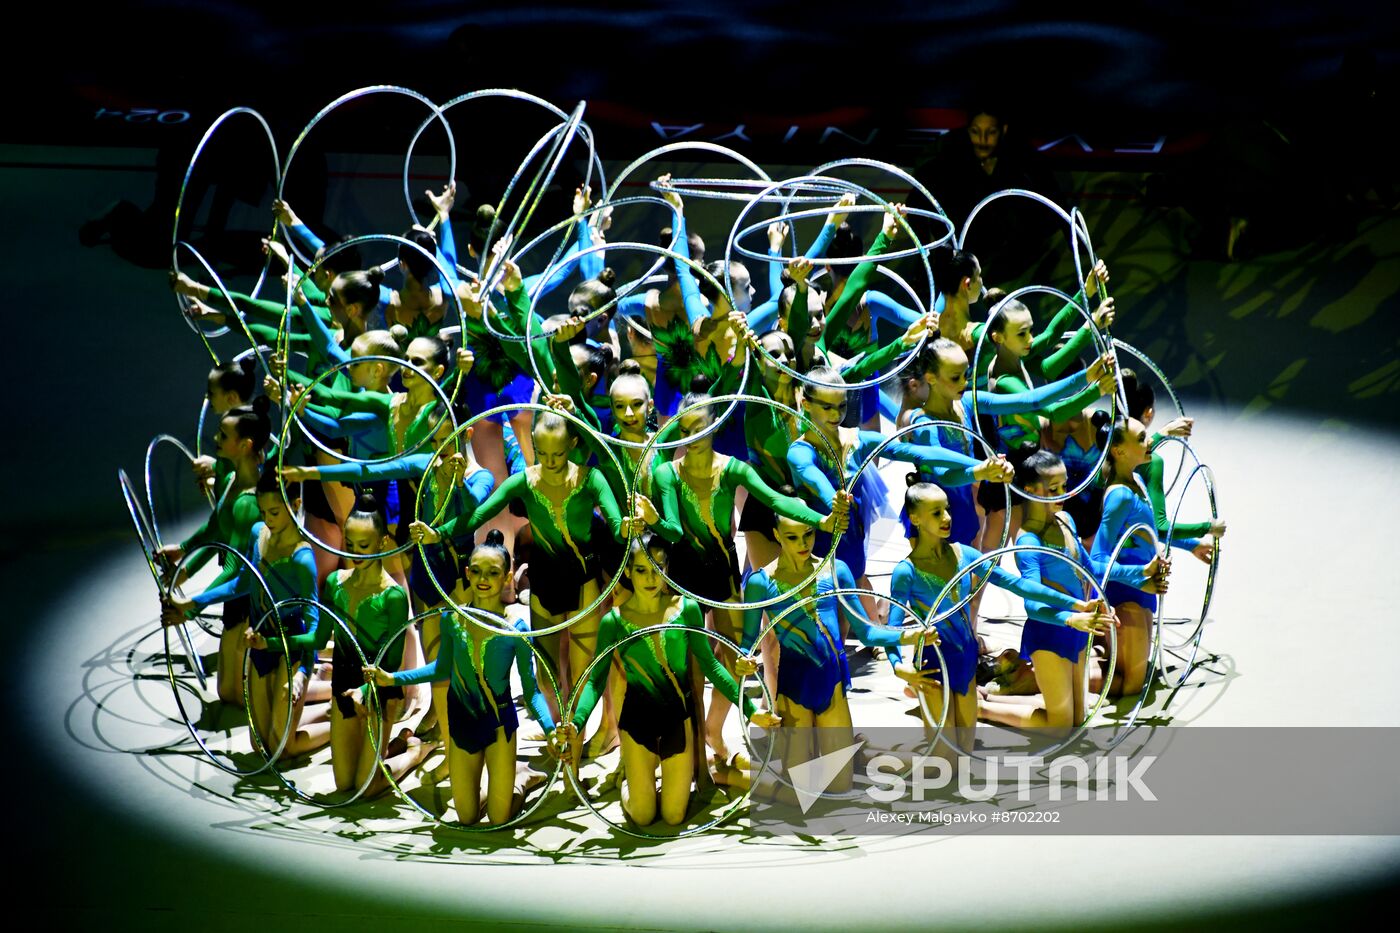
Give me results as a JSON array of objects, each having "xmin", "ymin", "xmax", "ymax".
[{"xmin": 787, "ymin": 738, "xmax": 865, "ymax": 814}]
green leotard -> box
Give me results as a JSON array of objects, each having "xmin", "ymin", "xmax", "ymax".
[
  {"xmin": 179, "ymin": 477, "xmax": 259, "ymax": 584},
  {"xmin": 270, "ymin": 570, "xmax": 409, "ymax": 670},
  {"xmin": 652, "ymin": 456, "xmax": 826, "ymax": 554},
  {"xmin": 439, "ymin": 465, "xmax": 625, "ymax": 562},
  {"xmin": 571, "ymin": 598, "xmax": 755, "ymax": 729}
]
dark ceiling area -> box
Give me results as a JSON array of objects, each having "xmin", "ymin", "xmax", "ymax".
[{"xmin": 18, "ymin": 1, "xmax": 1398, "ymax": 165}]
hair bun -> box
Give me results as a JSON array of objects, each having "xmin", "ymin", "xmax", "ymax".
[
  {"xmin": 688, "ymin": 373, "xmax": 714, "ymax": 395},
  {"xmin": 1090, "ymin": 409, "xmax": 1111, "ymax": 430},
  {"xmin": 235, "ymin": 356, "xmax": 257, "ymax": 375},
  {"xmin": 617, "ymin": 359, "xmax": 643, "ymax": 377},
  {"xmin": 484, "ymin": 529, "xmax": 506, "ymax": 548},
  {"xmin": 905, "ymin": 471, "xmax": 922, "ymax": 488},
  {"xmin": 388, "ymin": 324, "xmax": 410, "ymax": 350},
  {"xmin": 353, "ymin": 491, "xmax": 380, "ymax": 514},
  {"xmin": 597, "ymin": 267, "xmax": 617, "ymax": 288},
  {"xmin": 251, "ymin": 395, "xmax": 273, "ymax": 417},
  {"xmin": 365, "ymin": 265, "xmax": 386, "ymax": 287}
]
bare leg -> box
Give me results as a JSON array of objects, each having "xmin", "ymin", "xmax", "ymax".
[
  {"xmin": 813, "ymin": 685, "xmax": 857, "ymax": 792},
  {"xmin": 619, "ymin": 731, "xmax": 661, "ymax": 826},
  {"xmin": 449, "ymin": 739, "xmax": 486, "ymax": 825},
  {"xmin": 658, "ymin": 729, "xmax": 695, "ymax": 825},
  {"xmin": 1110, "ymin": 602, "xmax": 1152, "ymax": 698},
  {"xmin": 704, "ymin": 601, "xmax": 743, "ymax": 761},
  {"xmin": 217, "ymin": 622, "xmax": 248, "ymax": 705},
  {"xmin": 484, "ymin": 728, "xmax": 519, "ymax": 824}
]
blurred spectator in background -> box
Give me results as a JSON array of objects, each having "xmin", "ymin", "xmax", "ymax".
[{"xmin": 912, "ymin": 104, "xmax": 1062, "ymax": 283}]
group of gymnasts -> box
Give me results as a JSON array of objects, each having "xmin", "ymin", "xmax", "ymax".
[{"xmin": 151, "ymin": 149, "xmax": 1225, "ymax": 829}]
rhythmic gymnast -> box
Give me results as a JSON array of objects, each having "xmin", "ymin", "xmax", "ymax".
[
  {"xmin": 409, "ymin": 411, "xmax": 650, "ymax": 722},
  {"xmin": 976, "ymin": 281, "xmax": 1116, "ymax": 552},
  {"xmin": 275, "ymin": 493, "xmax": 435, "ymax": 794},
  {"xmin": 1089, "ymin": 414, "xmax": 1204, "ymax": 697},
  {"xmin": 652, "ymin": 387, "xmax": 850, "ymax": 766},
  {"xmin": 163, "ymin": 468, "xmax": 329, "ymax": 757},
  {"xmin": 365, "ymin": 531, "xmax": 562, "ymax": 824},
  {"xmin": 160, "ymin": 397, "xmax": 272, "ymax": 704},
  {"xmin": 888, "ymin": 479, "xmax": 1109, "ymax": 763},
  {"xmin": 562, "ymin": 536, "xmax": 782, "ymax": 825},
  {"xmin": 282, "ymin": 399, "xmax": 495, "ymax": 765},
  {"xmin": 977, "ymin": 451, "xmax": 1152, "ymax": 733},
  {"xmin": 787, "ymin": 365, "xmax": 1002, "ymax": 621},
  {"xmin": 741, "ymin": 512, "xmax": 924, "ymax": 797},
  {"xmin": 904, "ymin": 337, "xmax": 1116, "ymax": 551}
]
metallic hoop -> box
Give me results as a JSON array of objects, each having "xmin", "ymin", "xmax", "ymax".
[
  {"xmin": 632, "ymin": 392, "xmax": 845, "ymax": 609},
  {"xmin": 162, "ymin": 541, "xmax": 281, "ymax": 776},
  {"xmin": 604, "ymin": 141, "xmax": 770, "ymax": 205},
  {"xmin": 723, "ymin": 175, "xmax": 936, "ymax": 392},
  {"xmin": 279, "ymin": 86, "xmax": 456, "ymax": 267},
  {"xmin": 412, "ymin": 401, "xmax": 634, "ymax": 638},
  {"xmin": 1158, "ymin": 458, "xmax": 1221, "ymax": 689},
  {"xmin": 967, "ymin": 283, "xmax": 1119, "ymax": 503},
  {"xmin": 119, "ymin": 469, "xmax": 207, "ymax": 688},
  {"xmin": 371, "ymin": 606, "xmax": 566, "ymax": 830},
  {"xmin": 562, "ymin": 620, "xmax": 775, "ymax": 838},
  {"xmin": 171, "ymin": 107, "xmax": 281, "ymax": 353},
  {"xmin": 1095, "ymin": 521, "xmax": 1163, "ymax": 752}
]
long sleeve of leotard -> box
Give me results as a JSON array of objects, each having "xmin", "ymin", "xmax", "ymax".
[
  {"xmin": 295, "ymin": 292, "xmax": 349, "ymax": 367},
  {"xmin": 820, "ymin": 230, "xmax": 894, "ymax": 353},
  {"xmin": 187, "ymin": 526, "xmax": 262, "ymax": 610},
  {"xmin": 1141, "ymin": 453, "xmax": 1212, "ymax": 541},
  {"xmin": 884, "ymin": 560, "xmax": 919, "ymax": 666},
  {"xmin": 863, "ymin": 290, "xmax": 922, "ymax": 330},
  {"xmin": 834, "ymin": 560, "xmax": 903, "ymax": 654},
  {"xmin": 390, "ymin": 617, "xmax": 451, "ymax": 686},
  {"xmin": 206, "ymin": 286, "xmax": 333, "ymax": 331},
  {"xmin": 300, "ymin": 382, "xmax": 392, "ymax": 418},
  {"xmin": 994, "ymin": 372, "xmax": 1102, "ymax": 424},
  {"xmin": 438, "ymin": 472, "xmax": 527, "ymax": 547},
  {"xmin": 650, "ymin": 465, "xmax": 686, "ymax": 543},
  {"xmin": 311, "ymin": 452, "xmax": 430, "ymax": 483},
  {"xmin": 191, "ymin": 491, "xmax": 261, "ymax": 592},
  {"xmin": 588, "ymin": 467, "xmax": 628, "ymax": 542},
  {"xmin": 245, "ymin": 321, "xmax": 314, "ymax": 351},
  {"xmin": 681, "ymin": 600, "xmax": 757, "ymax": 717},
  {"xmin": 730, "ymin": 459, "xmax": 828, "ymax": 527},
  {"xmin": 297, "ymin": 406, "xmax": 381, "ymax": 445},
  {"xmin": 751, "ymin": 222, "xmax": 839, "ymax": 333},
  {"xmin": 785, "ymin": 442, "xmax": 840, "ymax": 509},
  {"xmin": 740, "ymin": 572, "xmax": 773, "ymax": 652},
  {"xmin": 855, "ymin": 430, "xmax": 984, "ymax": 487},
  {"xmin": 512, "ymin": 633, "xmax": 556, "ymax": 730},
  {"xmin": 523, "ymin": 215, "xmax": 595, "ymax": 296},
  {"xmin": 961, "ymin": 369, "xmax": 1090, "ymax": 415},
  {"xmin": 839, "ymin": 331, "xmax": 918, "ymax": 383},
  {"xmin": 971, "ymin": 548, "xmax": 1084, "ymax": 614},
  {"xmin": 672, "ymin": 216, "xmax": 710, "ymax": 328},
  {"xmin": 1026, "ymin": 291, "xmax": 1085, "ymax": 361}
]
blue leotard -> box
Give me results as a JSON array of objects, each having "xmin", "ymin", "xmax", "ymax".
[
  {"xmin": 1090, "ymin": 477, "xmax": 1200, "ymax": 612},
  {"xmin": 392, "ymin": 612, "xmax": 554, "ymax": 751},
  {"xmin": 887, "ymin": 543, "xmax": 1081, "ymax": 693},
  {"xmin": 742, "ymin": 559, "xmax": 901, "ymax": 714},
  {"xmin": 786, "ymin": 430, "xmax": 981, "ymax": 580}
]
